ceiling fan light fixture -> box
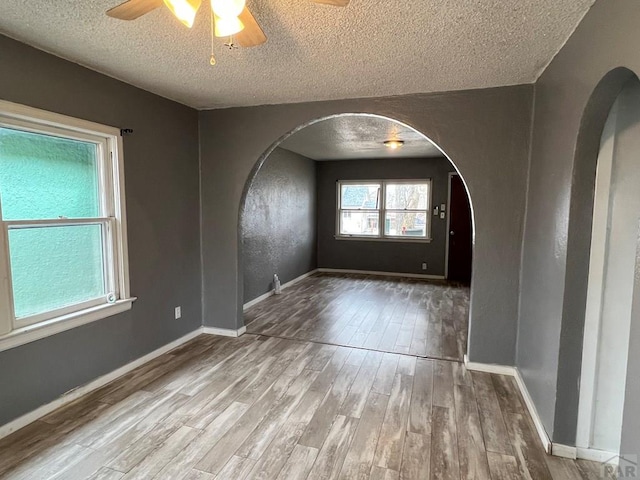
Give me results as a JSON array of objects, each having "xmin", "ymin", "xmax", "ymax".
[
  {"xmin": 211, "ymin": 0, "xmax": 246, "ymax": 19},
  {"xmin": 163, "ymin": 0, "xmax": 202, "ymax": 27},
  {"xmin": 384, "ymin": 140, "xmax": 404, "ymax": 150},
  {"xmin": 214, "ymin": 14, "xmax": 245, "ymax": 37}
]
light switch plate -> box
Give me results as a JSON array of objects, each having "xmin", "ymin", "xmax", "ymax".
[{"xmin": 175, "ymin": 306, "xmax": 182, "ymax": 319}]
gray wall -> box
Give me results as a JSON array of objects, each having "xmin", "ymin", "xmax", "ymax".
[
  {"xmin": 242, "ymin": 148, "xmax": 317, "ymax": 303},
  {"xmin": 517, "ymin": 0, "xmax": 640, "ymax": 446},
  {"xmin": 621, "ymin": 222, "xmax": 640, "ymax": 458},
  {"xmin": 0, "ymin": 35, "xmax": 201, "ymax": 425},
  {"xmin": 317, "ymin": 157, "xmax": 456, "ymax": 276},
  {"xmin": 200, "ymin": 85, "xmax": 534, "ymax": 366}
]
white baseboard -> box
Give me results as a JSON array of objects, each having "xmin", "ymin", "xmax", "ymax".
[
  {"xmin": 464, "ymin": 355, "xmax": 552, "ymax": 455},
  {"xmin": 317, "ymin": 268, "xmax": 445, "ymax": 281},
  {"xmin": 464, "ymin": 354, "xmax": 517, "ymax": 377},
  {"xmin": 243, "ymin": 269, "xmax": 319, "ymax": 311},
  {"xmin": 243, "ymin": 290, "xmax": 276, "ymax": 311},
  {"xmin": 513, "ymin": 369, "xmax": 552, "ymax": 455},
  {"xmin": 0, "ymin": 328, "xmax": 203, "ymax": 441},
  {"xmin": 202, "ymin": 326, "xmax": 247, "ymax": 337},
  {"xmin": 0, "ymin": 324, "xmax": 253, "ymax": 440},
  {"xmin": 575, "ymin": 447, "xmax": 619, "ymax": 464},
  {"xmin": 552, "ymin": 444, "xmax": 577, "ymax": 459}
]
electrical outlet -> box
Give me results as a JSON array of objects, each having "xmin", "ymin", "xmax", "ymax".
[
  {"xmin": 174, "ymin": 306, "xmax": 182, "ymax": 319},
  {"xmin": 421, "ymin": 262, "xmax": 427, "ymax": 270}
]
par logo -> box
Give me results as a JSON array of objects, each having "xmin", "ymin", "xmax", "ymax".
[{"xmin": 601, "ymin": 455, "xmax": 638, "ymax": 479}]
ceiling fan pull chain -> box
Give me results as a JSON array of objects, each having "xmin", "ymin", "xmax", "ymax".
[{"xmin": 209, "ymin": 5, "xmax": 216, "ymax": 65}]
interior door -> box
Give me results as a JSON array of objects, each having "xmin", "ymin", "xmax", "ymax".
[{"xmin": 447, "ymin": 174, "xmax": 472, "ymax": 284}]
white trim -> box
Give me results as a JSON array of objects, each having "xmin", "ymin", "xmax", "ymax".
[
  {"xmin": 512, "ymin": 368, "xmax": 552, "ymax": 455},
  {"xmin": 444, "ymin": 172, "xmax": 456, "ymax": 279},
  {"xmin": 552, "ymin": 444, "xmax": 578, "ymax": 460},
  {"xmin": 203, "ymin": 326, "xmax": 247, "ymax": 337},
  {"xmin": 463, "ymin": 354, "xmax": 517, "ymax": 376},
  {"xmin": 0, "ymin": 298, "xmax": 136, "ymax": 353},
  {"xmin": 0, "ymin": 99, "xmax": 120, "ymax": 137},
  {"xmin": 0, "ymin": 328, "xmax": 202, "ymax": 440},
  {"xmin": 334, "ymin": 236, "xmax": 432, "ymax": 244},
  {"xmin": 575, "ymin": 447, "xmax": 620, "ymax": 465},
  {"xmin": 112, "ymin": 134, "xmax": 131, "ymax": 300},
  {"xmin": 243, "ymin": 269, "xmax": 319, "ymax": 311},
  {"xmin": 464, "ymin": 356, "xmax": 552, "ymax": 454},
  {"xmin": 243, "ymin": 290, "xmax": 276, "ymax": 311},
  {"xmin": 317, "ymin": 268, "xmax": 445, "ymax": 281}
]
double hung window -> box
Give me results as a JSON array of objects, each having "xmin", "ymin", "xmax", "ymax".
[
  {"xmin": 337, "ymin": 180, "xmax": 432, "ymax": 241},
  {"xmin": 0, "ymin": 100, "xmax": 132, "ymax": 350}
]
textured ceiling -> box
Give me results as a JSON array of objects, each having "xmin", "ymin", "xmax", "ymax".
[
  {"xmin": 0, "ymin": 0, "xmax": 594, "ymax": 109},
  {"xmin": 281, "ymin": 115, "xmax": 441, "ymax": 160}
]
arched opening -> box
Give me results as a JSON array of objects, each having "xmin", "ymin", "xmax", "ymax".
[
  {"xmin": 238, "ymin": 113, "xmax": 475, "ymax": 361},
  {"xmin": 555, "ymin": 67, "xmax": 640, "ymax": 450}
]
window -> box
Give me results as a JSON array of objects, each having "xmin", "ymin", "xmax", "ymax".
[
  {"xmin": 337, "ymin": 180, "xmax": 432, "ymax": 241},
  {"xmin": 0, "ymin": 100, "xmax": 132, "ymax": 350}
]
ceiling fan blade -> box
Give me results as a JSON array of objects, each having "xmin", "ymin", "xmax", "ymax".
[
  {"xmin": 312, "ymin": 0, "xmax": 350, "ymax": 6},
  {"xmin": 107, "ymin": 0, "xmax": 163, "ymax": 20},
  {"xmin": 235, "ymin": 7, "xmax": 267, "ymax": 47}
]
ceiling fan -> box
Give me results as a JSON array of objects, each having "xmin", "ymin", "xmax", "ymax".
[{"xmin": 106, "ymin": 0, "xmax": 350, "ymax": 58}]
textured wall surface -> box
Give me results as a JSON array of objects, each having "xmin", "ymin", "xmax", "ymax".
[
  {"xmin": 621, "ymin": 222, "xmax": 640, "ymax": 458},
  {"xmin": 200, "ymin": 85, "xmax": 533, "ymax": 366},
  {"xmin": 242, "ymin": 148, "xmax": 317, "ymax": 303},
  {"xmin": 317, "ymin": 157, "xmax": 456, "ymax": 276},
  {"xmin": 0, "ymin": 34, "xmax": 201, "ymax": 426},
  {"xmin": 517, "ymin": 0, "xmax": 640, "ymax": 444}
]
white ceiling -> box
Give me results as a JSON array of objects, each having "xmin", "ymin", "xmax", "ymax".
[
  {"xmin": 0, "ymin": 0, "xmax": 594, "ymax": 109},
  {"xmin": 280, "ymin": 115, "xmax": 442, "ymax": 160}
]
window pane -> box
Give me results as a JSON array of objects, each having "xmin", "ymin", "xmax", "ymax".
[
  {"xmin": 385, "ymin": 212, "xmax": 428, "ymax": 237},
  {"xmin": 8, "ymin": 224, "xmax": 106, "ymax": 318},
  {"xmin": 340, "ymin": 184, "xmax": 380, "ymax": 209},
  {"xmin": 340, "ymin": 211, "xmax": 380, "ymax": 236},
  {"xmin": 385, "ymin": 183, "xmax": 429, "ymax": 210},
  {"xmin": 0, "ymin": 127, "xmax": 100, "ymax": 220}
]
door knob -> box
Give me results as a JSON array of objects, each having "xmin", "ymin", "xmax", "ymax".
[{"xmin": 450, "ymin": 231, "xmax": 455, "ymax": 235}]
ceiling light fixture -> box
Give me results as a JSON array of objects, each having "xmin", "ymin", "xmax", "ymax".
[
  {"xmin": 211, "ymin": 0, "xmax": 246, "ymax": 19},
  {"xmin": 212, "ymin": 0, "xmax": 245, "ymax": 37},
  {"xmin": 163, "ymin": 0, "xmax": 202, "ymax": 28},
  {"xmin": 214, "ymin": 14, "xmax": 245, "ymax": 37},
  {"xmin": 384, "ymin": 140, "xmax": 405, "ymax": 150}
]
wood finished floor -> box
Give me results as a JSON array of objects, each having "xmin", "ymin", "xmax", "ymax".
[
  {"xmin": 0, "ymin": 333, "xmax": 600, "ymax": 479},
  {"xmin": 245, "ymin": 274, "xmax": 469, "ymax": 362}
]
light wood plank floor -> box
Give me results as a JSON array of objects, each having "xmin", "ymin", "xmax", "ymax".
[
  {"xmin": 0, "ymin": 334, "xmax": 599, "ymax": 479},
  {"xmin": 246, "ymin": 273, "xmax": 469, "ymax": 362}
]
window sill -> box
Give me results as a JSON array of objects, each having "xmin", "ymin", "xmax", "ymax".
[
  {"xmin": 0, "ymin": 298, "xmax": 136, "ymax": 353},
  {"xmin": 334, "ymin": 235, "xmax": 432, "ymax": 244}
]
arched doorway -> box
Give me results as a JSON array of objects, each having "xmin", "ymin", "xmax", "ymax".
[
  {"xmin": 576, "ymin": 74, "xmax": 640, "ymax": 457},
  {"xmin": 238, "ymin": 113, "xmax": 474, "ymax": 361},
  {"xmin": 555, "ymin": 67, "xmax": 640, "ymax": 454}
]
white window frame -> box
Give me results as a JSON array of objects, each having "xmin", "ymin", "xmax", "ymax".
[
  {"xmin": 336, "ymin": 179, "xmax": 432, "ymax": 243},
  {"xmin": 0, "ymin": 100, "xmax": 134, "ymax": 353}
]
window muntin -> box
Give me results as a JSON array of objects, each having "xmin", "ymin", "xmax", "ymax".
[
  {"xmin": 0, "ymin": 101, "xmax": 130, "ymax": 340},
  {"xmin": 337, "ymin": 180, "xmax": 432, "ymax": 241}
]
